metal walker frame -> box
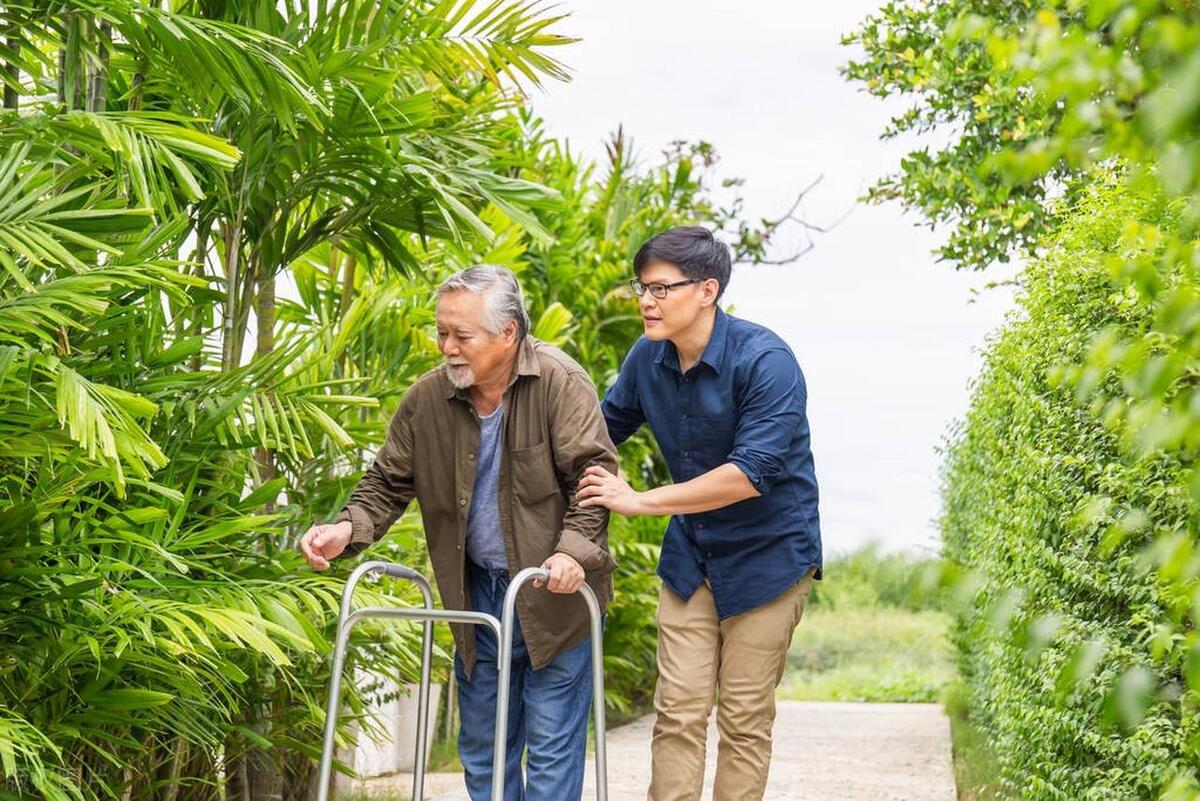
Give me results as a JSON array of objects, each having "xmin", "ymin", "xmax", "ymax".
[{"xmin": 315, "ymin": 561, "xmax": 607, "ymax": 801}]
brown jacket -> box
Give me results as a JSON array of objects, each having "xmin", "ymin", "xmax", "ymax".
[{"xmin": 335, "ymin": 336, "xmax": 619, "ymax": 674}]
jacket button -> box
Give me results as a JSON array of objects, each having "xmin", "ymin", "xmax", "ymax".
[
  {"xmin": 459, "ymin": 498, "xmax": 467, "ymax": 506},
  {"xmin": 468, "ymin": 453, "xmax": 475, "ymax": 460}
]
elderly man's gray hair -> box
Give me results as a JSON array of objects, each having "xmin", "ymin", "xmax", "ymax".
[{"xmin": 437, "ymin": 264, "xmax": 532, "ymax": 340}]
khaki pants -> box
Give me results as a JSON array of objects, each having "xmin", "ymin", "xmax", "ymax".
[{"xmin": 647, "ymin": 570, "xmax": 815, "ymax": 801}]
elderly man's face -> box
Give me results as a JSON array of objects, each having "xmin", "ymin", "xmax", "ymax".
[{"xmin": 435, "ymin": 290, "xmax": 517, "ymax": 390}]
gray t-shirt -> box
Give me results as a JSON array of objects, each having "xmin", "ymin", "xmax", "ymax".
[{"xmin": 465, "ymin": 404, "xmax": 507, "ymax": 570}]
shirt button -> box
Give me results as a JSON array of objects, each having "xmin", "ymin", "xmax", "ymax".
[
  {"xmin": 707, "ymin": 551, "xmax": 714, "ymax": 558},
  {"xmin": 682, "ymin": 450, "xmax": 690, "ymax": 458}
]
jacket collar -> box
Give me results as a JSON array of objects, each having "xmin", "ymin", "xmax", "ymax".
[{"xmin": 654, "ymin": 307, "xmax": 729, "ymax": 376}]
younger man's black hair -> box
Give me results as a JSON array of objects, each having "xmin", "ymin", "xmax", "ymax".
[{"xmin": 633, "ymin": 226, "xmax": 732, "ymax": 299}]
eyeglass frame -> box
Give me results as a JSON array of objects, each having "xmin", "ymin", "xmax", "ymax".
[{"xmin": 628, "ymin": 277, "xmax": 702, "ymax": 299}]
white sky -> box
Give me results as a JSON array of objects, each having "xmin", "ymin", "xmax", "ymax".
[{"xmin": 530, "ymin": 0, "xmax": 1019, "ymax": 556}]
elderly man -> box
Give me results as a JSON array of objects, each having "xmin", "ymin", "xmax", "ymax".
[{"xmin": 300, "ymin": 265, "xmax": 618, "ymax": 801}]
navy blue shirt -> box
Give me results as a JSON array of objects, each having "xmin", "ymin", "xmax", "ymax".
[{"xmin": 601, "ymin": 307, "xmax": 822, "ymax": 618}]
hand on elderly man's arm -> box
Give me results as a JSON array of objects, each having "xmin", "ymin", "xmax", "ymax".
[{"xmin": 576, "ymin": 462, "xmax": 760, "ymax": 517}]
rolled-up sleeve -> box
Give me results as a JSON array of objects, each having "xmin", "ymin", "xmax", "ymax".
[
  {"xmin": 550, "ymin": 371, "xmax": 620, "ymax": 573},
  {"xmin": 333, "ymin": 397, "xmax": 417, "ymax": 556},
  {"xmin": 727, "ymin": 349, "xmax": 804, "ymax": 496}
]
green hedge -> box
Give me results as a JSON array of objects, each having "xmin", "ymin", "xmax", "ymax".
[{"xmin": 941, "ymin": 178, "xmax": 1199, "ymax": 800}]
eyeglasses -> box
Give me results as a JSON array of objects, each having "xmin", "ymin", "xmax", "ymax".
[{"xmin": 628, "ymin": 278, "xmax": 700, "ymax": 299}]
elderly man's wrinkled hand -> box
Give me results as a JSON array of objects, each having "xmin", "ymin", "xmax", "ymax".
[
  {"xmin": 535, "ymin": 552, "xmax": 585, "ymax": 594},
  {"xmin": 300, "ymin": 520, "xmax": 352, "ymax": 570}
]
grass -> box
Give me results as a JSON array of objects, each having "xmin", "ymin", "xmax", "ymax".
[
  {"xmin": 426, "ymin": 734, "xmax": 462, "ymax": 773},
  {"xmin": 942, "ymin": 681, "xmax": 1004, "ymax": 801},
  {"xmin": 779, "ymin": 605, "xmax": 955, "ymax": 703}
]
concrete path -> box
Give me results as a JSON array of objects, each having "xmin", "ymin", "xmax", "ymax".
[{"xmin": 355, "ymin": 701, "xmax": 957, "ymax": 800}]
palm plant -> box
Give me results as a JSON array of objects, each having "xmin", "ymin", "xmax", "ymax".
[{"xmin": 1, "ymin": 1, "xmax": 572, "ymax": 799}]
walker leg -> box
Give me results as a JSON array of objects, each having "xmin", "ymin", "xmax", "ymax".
[
  {"xmin": 315, "ymin": 563, "xmax": 447, "ymax": 801},
  {"xmin": 496, "ymin": 568, "xmax": 608, "ymax": 801},
  {"xmin": 412, "ymin": 617, "xmax": 433, "ymax": 799}
]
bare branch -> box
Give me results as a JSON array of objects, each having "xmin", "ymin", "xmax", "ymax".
[{"xmin": 732, "ymin": 174, "xmax": 855, "ymax": 265}]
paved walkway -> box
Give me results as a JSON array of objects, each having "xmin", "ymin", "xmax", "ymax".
[{"xmin": 355, "ymin": 701, "xmax": 957, "ymax": 800}]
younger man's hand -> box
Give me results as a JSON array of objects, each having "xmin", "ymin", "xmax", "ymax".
[{"xmin": 577, "ymin": 465, "xmax": 645, "ymax": 516}]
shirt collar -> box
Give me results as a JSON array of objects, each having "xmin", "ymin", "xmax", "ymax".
[
  {"xmin": 443, "ymin": 336, "xmax": 542, "ymax": 400},
  {"xmin": 654, "ymin": 307, "xmax": 729, "ymax": 376}
]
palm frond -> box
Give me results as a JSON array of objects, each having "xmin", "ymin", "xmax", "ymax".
[
  {"xmin": 391, "ymin": 0, "xmax": 576, "ymax": 92},
  {"xmin": 89, "ymin": 2, "xmax": 328, "ymax": 128},
  {"xmin": 45, "ymin": 112, "xmax": 242, "ymax": 207}
]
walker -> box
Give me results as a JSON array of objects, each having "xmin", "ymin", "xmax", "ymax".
[{"xmin": 314, "ymin": 561, "xmax": 608, "ymax": 801}]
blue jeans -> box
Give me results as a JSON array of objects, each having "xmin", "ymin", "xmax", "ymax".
[{"xmin": 455, "ymin": 561, "xmax": 593, "ymax": 801}]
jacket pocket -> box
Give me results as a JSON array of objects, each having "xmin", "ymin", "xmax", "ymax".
[{"xmin": 510, "ymin": 440, "xmax": 559, "ymax": 504}]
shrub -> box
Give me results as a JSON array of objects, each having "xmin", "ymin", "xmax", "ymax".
[{"xmin": 941, "ymin": 177, "xmax": 1200, "ymax": 799}]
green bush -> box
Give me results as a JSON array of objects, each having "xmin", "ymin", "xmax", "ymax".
[
  {"xmin": 940, "ymin": 177, "xmax": 1199, "ymax": 799},
  {"xmin": 808, "ymin": 544, "xmax": 943, "ymax": 612},
  {"xmin": 846, "ymin": 1, "xmax": 1200, "ymax": 796}
]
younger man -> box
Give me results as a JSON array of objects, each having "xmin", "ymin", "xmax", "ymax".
[{"xmin": 578, "ymin": 227, "xmax": 822, "ymax": 801}]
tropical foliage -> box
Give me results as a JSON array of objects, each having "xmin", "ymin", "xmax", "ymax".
[
  {"xmin": 0, "ymin": 3, "xmax": 789, "ymax": 798},
  {"xmin": 0, "ymin": 1, "xmax": 567, "ymax": 798}
]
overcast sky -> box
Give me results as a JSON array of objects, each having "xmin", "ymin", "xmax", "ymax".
[{"xmin": 531, "ymin": 0, "xmax": 1019, "ymax": 556}]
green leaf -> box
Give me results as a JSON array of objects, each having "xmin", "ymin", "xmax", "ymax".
[{"xmin": 88, "ymin": 689, "xmax": 175, "ymax": 710}]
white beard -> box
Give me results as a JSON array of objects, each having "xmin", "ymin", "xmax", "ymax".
[{"xmin": 446, "ymin": 363, "xmax": 475, "ymax": 389}]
